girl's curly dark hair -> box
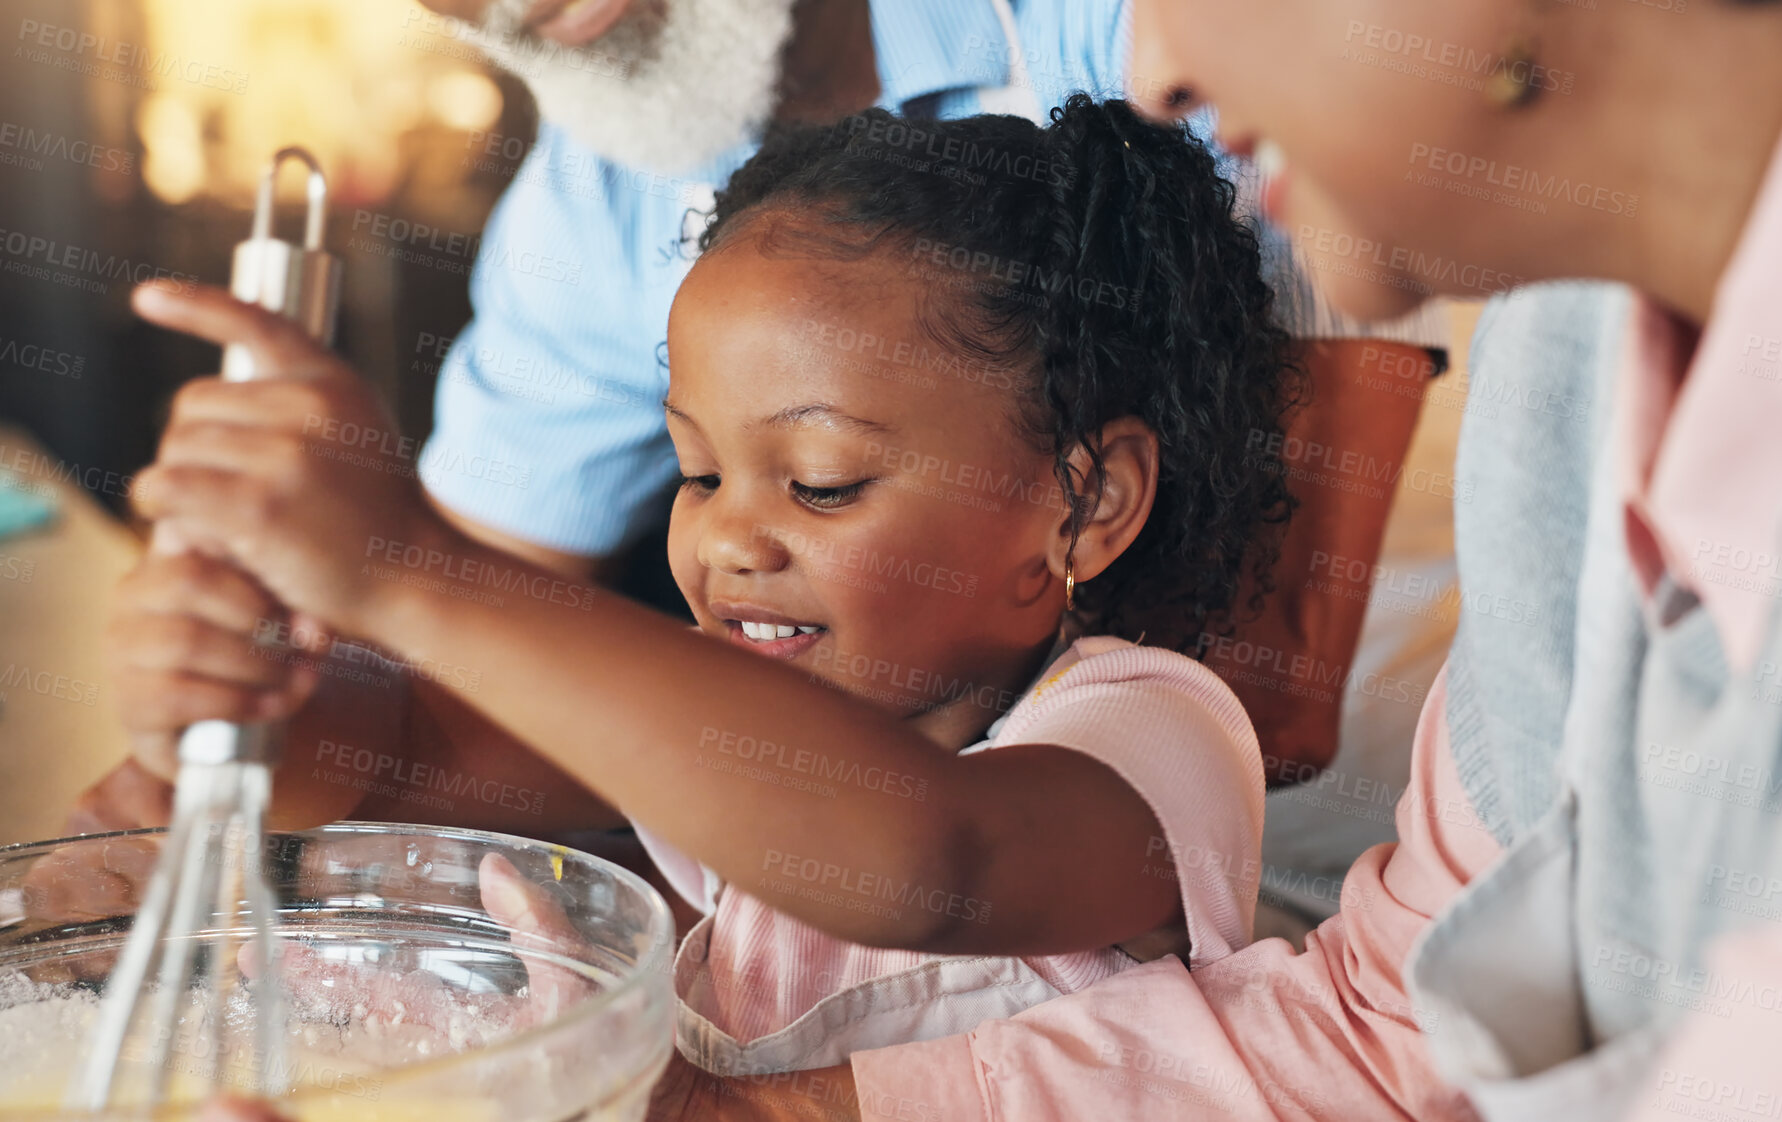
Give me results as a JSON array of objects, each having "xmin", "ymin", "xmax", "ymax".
[{"xmin": 694, "ymin": 94, "xmax": 1299, "ymax": 654}]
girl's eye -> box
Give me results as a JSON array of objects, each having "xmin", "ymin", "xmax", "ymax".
[
  {"xmin": 678, "ymin": 473, "xmax": 719, "ymax": 495},
  {"xmin": 791, "ymin": 480, "xmax": 868, "ymax": 510}
]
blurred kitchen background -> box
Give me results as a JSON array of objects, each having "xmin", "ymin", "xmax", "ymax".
[
  {"xmin": 2, "ymin": 0, "xmax": 538, "ymax": 469},
  {"xmin": 0, "ymin": 0, "xmax": 540, "ymax": 841}
]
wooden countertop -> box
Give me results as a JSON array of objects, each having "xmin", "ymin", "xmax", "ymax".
[{"xmin": 0, "ymin": 424, "xmax": 142, "ymax": 846}]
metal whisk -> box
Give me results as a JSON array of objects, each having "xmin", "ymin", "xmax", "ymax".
[{"xmin": 69, "ymin": 147, "xmax": 342, "ymax": 1111}]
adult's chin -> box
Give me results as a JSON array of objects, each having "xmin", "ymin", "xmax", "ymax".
[
  {"xmin": 523, "ymin": 68, "xmax": 767, "ymax": 176},
  {"xmin": 1283, "ymin": 182, "xmax": 1442, "ymax": 323},
  {"xmin": 474, "ymin": 0, "xmax": 799, "ymax": 176},
  {"xmin": 1323, "ymin": 271, "xmax": 1438, "ymax": 323}
]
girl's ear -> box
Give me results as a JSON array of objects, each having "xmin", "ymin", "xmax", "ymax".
[{"xmin": 1049, "ymin": 417, "xmax": 1160, "ymax": 588}]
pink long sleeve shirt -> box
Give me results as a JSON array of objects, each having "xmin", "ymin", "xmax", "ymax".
[{"xmin": 853, "ymin": 666, "xmax": 1499, "ymax": 1121}]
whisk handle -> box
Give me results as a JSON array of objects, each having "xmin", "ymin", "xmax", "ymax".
[{"xmin": 156, "ymin": 147, "xmax": 338, "ymax": 771}]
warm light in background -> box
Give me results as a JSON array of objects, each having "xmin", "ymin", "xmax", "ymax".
[
  {"xmin": 428, "ymin": 70, "xmax": 505, "ymax": 132},
  {"xmin": 136, "ymin": 94, "xmax": 205, "ymax": 204},
  {"xmin": 135, "ymin": 0, "xmax": 504, "ymax": 208}
]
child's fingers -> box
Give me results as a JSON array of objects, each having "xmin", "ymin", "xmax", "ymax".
[
  {"xmin": 287, "ymin": 610, "xmax": 336, "ymax": 655},
  {"xmin": 105, "ymin": 552, "xmax": 321, "ymax": 750},
  {"xmin": 132, "ymin": 463, "xmax": 256, "ymax": 541},
  {"xmin": 118, "ymin": 551, "xmax": 288, "ymax": 642},
  {"xmin": 112, "ymin": 669, "xmax": 303, "ymax": 737},
  {"xmin": 156, "ymin": 418, "xmax": 303, "ymax": 479},
  {"xmin": 133, "ymin": 281, "xmax": 332, "ymax": 381},
  {"xmin": 167, "ymin": 377, "xmax": 352, "ymax": 434},
  {"xmin": 109, "ymin": 611, "xmax": 297, "ymax": 691}
]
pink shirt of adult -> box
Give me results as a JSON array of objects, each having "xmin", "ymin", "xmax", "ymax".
[{"xmin": 849, "ymin": 121, "xmax": 1782, "ymax": 1122}]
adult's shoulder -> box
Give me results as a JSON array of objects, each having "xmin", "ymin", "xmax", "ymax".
[
  {"xmin": 458, "ymin": 119, "xmax": 734, "ymax": 356},
  {"xmin": 1065, "ymin": 0, "xmax": 1132, "ymax": 100},
  {"xmin": 478, "ymin": 122, "xmax": 720, "ymax": 284}
]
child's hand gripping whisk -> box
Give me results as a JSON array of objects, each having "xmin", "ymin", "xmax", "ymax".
[{"xmin": 68, "ymin": 148, "xmax": 342, "ymax": 1111}]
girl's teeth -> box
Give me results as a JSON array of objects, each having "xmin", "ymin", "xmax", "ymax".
[{"xmin": 736, "ymin": 620, "xmax": 824, "ymax": 641}]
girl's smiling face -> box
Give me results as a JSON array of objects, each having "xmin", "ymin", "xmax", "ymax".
[{"xmin": 663, "ymin": 219, "xmax": 1079, "ymax": 745}]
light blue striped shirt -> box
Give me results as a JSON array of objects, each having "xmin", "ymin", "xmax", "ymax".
[{"xmin": 419, "ymin": 0, "xmax": 1439, "ymax": 556}]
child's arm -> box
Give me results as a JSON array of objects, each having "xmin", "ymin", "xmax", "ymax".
[
  {"xmin": 378, "ymin": 558, "xmax": 1181, "ymax": 955},
  {"xmin": 130, "ymin": 283, "xmax": 1187, "ymax": 958}
]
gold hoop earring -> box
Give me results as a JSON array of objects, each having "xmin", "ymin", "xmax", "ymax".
[
  {"xmin": 1064, "ymin": 559, "xmax": 1076, "ymax": 612},
  {"xmin": 1484, "ymin": 36, "xmax": 1543, "ymax": 110}
]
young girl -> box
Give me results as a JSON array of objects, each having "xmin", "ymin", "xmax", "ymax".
[{"xmin": 127, "ymin": 95, "xmax": 1297, "ymax": 1073}]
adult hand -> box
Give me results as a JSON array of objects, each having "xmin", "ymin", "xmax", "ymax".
[
  {"xmin": 65, "ymin": 758, "xmax": 175, "ymax": 834},
  {"xmin": 270, "ymin": 852, "xmax": 595, "ymax": 1042},
  {"xmin": 37, "ymin": 760, "xmax": 174, "ymax": 952}
]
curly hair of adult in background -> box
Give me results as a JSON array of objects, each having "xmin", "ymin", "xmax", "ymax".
[{"xmin": 691, "ymin": 94, "xmax": 1301, "ymax": 655}]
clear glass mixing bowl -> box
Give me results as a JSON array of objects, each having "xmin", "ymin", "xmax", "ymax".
[{"xmin": 0, "ymin": 822, "xmax": 675, "ymax": 1121}]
